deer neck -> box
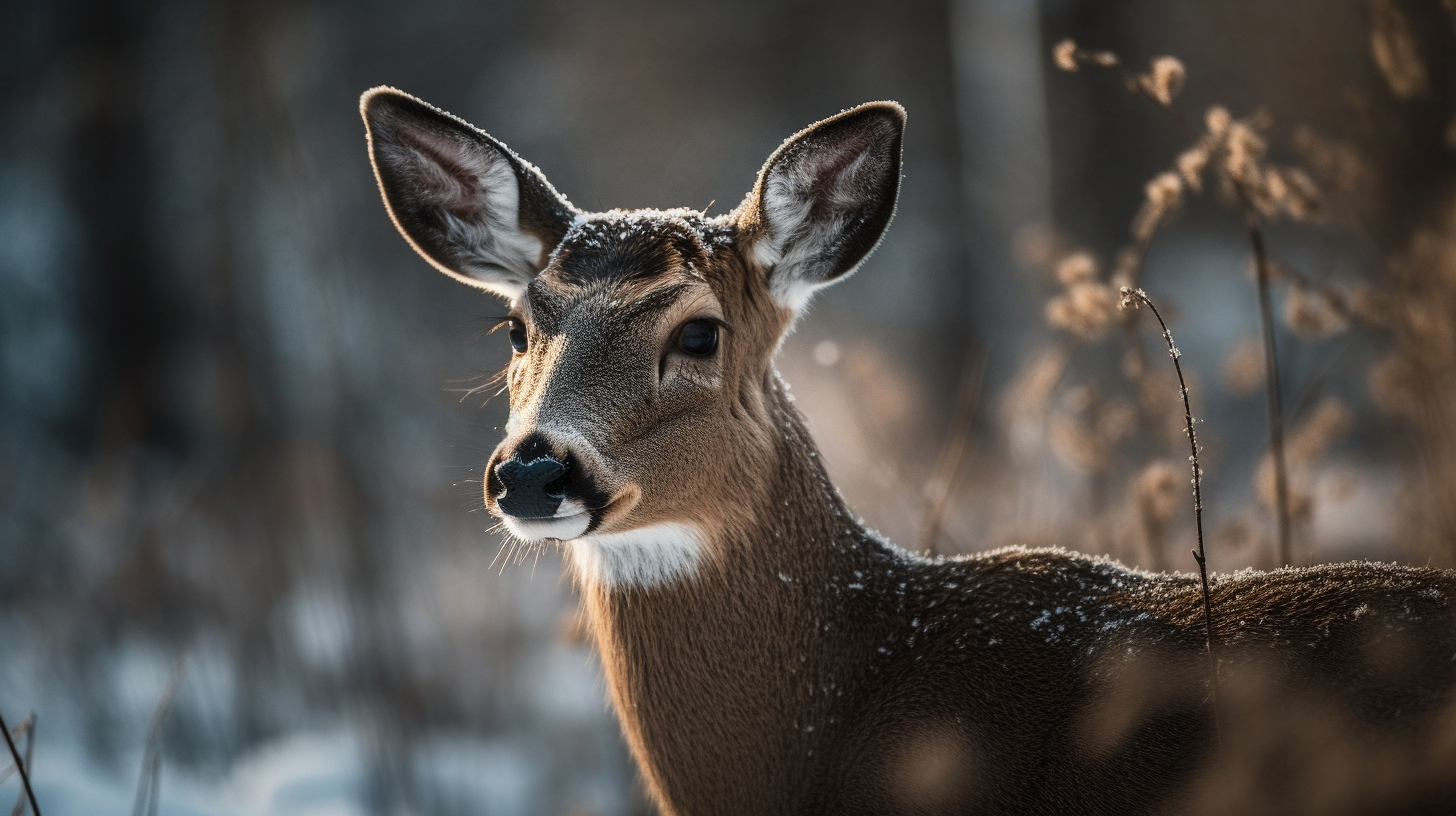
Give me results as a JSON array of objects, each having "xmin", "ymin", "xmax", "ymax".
[
  {"xmin": 571, "ymin": 371, "xmax": 889, "ymax": 815},
  {"xmin": 568, "ymin": 369, "xmax": 883, "ymax": 589}
]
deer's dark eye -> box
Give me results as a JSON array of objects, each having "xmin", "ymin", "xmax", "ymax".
[
  {"xmin": 676, "ymin": 320, "xmax": 719, "ymax": 357},
  {"xmin": 508, "ymin": 319, "xmax": 528, "ymax": 353}
]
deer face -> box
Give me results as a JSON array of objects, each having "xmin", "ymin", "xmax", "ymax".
[
  {"xmin": 484, "ymin": 210, "xmax": 778, "ymax": 546},
  {"xmin": 363, "ymin": 89, "xmax": 903, "ymax": 580}
]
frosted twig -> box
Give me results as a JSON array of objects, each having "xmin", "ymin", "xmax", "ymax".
[{"xmin": 1120, "ymin": 287, "xmax": 1222, "ymax": 740}]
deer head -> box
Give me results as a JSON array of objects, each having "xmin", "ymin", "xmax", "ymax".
[{"xmin": 363, "ymin": 88, "xmax": 903, "ymax": 586}]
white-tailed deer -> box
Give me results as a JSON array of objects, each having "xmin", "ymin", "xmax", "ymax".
[{"xmin": 362, "ymin": 88, "xmax": 1456, "ymax": 815}]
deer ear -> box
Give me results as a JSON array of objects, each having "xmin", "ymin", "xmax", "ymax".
[
  {"xmin": 738, "ymin": 102, "xmax": 905, "ymax": 313},
  {"xmin": 362, "ymin": 87, "xmax": 578, "ymax": 301}
]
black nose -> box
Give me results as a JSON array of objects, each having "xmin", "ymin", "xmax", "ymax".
[{"xmin": 493, "ymin": 456, "xmax": 568, "ymax": 518}]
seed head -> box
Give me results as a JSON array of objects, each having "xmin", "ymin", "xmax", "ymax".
[
  {"xmin": 1055, "ymin": 251, "xmax": 1098, "ymax": 285},
  {"xmin": 1224, "ymin": 121, "xmax": 1267, "ymax": 188},
  {"xmin": 1275, "ymin": 168, "xmax": 1322, "ymax": 221},
  {"xmin": 1205, "ymin": 106, "xmax": 1231, "ymax": 138},
  {"xmin": 1142, "ymin": 56, "xmax": 1187, "ymax": 106},
  {"xmin": 1132, "ymin": 173, "xmax": 1184, "ymax": 242},
  {"xmin": 1146, "ymin": 172, "xmax": 1183, "ymax": 210},
  {"xmin": 1177, "ymin": 146, "xmax": 1211, "ymax": 193},
  {"xmin": 1370, "ymin": 0, "xmax": 1430, "ymax": 99},
  {"xmin": 1047, "ymin": 282, "xmax": 1117, "ymax": 340},
  {"xmin": 1053, "ymin": 39, "xmax": 1079, "ymax": 71}
]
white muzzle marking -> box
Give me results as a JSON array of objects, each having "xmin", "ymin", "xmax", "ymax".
[
  {"xmin": 568, "ymin": 522, "xmax": 704, "ymax": 589},
  {"xmin": 501, "ymin": 498, "xmax": 591, "ymax": 541}
]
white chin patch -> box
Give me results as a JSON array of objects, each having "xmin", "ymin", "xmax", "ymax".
[
  {"xmin": 568, "ymin": 522, "xmax": 704, "ymax": 590},
  {"xmin": 501, "ymin": 502, "xmax": 592, "ymax": 542}
]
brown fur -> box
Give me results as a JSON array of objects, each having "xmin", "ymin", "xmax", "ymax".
[{"xmin": 362, "ymin": 88, "xmax": 1456, "ymax": 815}]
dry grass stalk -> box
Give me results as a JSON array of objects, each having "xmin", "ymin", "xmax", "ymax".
[
  {"xmin": 1046, "ymin": 281, "xmax": 1119, "ymax": 340},
  {"xmin": 0, "ymin": 716, "xmax": 31, "ymax": 789},
  {"xmin": 916, "ymin": 351, "xmax": 985, "ymax": 555},
  {"xmin": 5, "ymin": 714, "xmax": 32, "ymax": 816},
  {"xmin": 1243, "ymin": 212, "xmax": 1294, "ymax": 567},
  {"xmin": 1052, "ymin": 40, "xmax": 1316, "ymax": 568},
  {"xmin": 1053, "ymin": 38, "xmax": 1120, "ymax": 73},
  {"xmin": 1119, "ymin": 286, "xmax": 1221, "ymax": 735},
  {"xmin": 0, "ymin": 710, "xmax": 38, "ymax": 816},
  {"xmin": 132, "ymin": 660, "xmax": 186, "ymax": 816},
  {"xmin": 1053, "ymin": 39, "xmax": 1187, "ymax": 111}
]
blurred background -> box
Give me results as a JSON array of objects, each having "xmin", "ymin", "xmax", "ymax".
[{"xmin": 3, "ymin": 0, "xmax": 1455, "ymax": 813}]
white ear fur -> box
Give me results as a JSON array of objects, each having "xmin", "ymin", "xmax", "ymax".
[
  {"xmin": 363, "ymin": 87, "xmax": 577, "ymax": 301},
  {"xmin": 388, "ymin": 128, "xmax": 541, "ymax": 299},
  {"xmin": 752, "ymin": 148, "xmax": 876, "ymax": 311},
  {"xmin": 741, "ymin": 102, "xmax": 905, "ymax": 313}
]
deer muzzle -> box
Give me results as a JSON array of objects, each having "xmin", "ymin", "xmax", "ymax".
[{"xmin": 487, "ymin": 431, "xmax": 605, "ymax": 541}]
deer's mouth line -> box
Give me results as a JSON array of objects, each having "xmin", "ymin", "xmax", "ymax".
[{"xmin": 502, "ymin": 507, "xmax": 592, "ymax": 542}]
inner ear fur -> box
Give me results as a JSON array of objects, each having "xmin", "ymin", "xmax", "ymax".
[
  {"xmin": 737, "ymin": 101, "xmax": 906, "ymax": 312},
  {"xmin": 361, "ymin": 87, "xmax": 578, "ymax": 300}
]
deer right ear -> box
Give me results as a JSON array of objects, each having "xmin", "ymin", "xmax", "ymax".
[
  {"xmin": 738, "ymin": 102, "xmax": 905, "ymax": 313},
  {"xmin": 361, "ymin": 87, "xmax": 578, "ymax": 301}
]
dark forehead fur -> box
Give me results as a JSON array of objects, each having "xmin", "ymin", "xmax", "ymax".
[{"xmin": 545, "ymin": 208, "xmax": 736, "ymax": 289}]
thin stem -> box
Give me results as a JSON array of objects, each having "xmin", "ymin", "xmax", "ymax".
[
  {"xmin": 1120, "ymin": 287, "xmax": 1221, "ymax": 741},
  {"xmin": 7, "ymin": 713, "xmax": 33, "ymax": 816},
  {"xmin": 917, "ymin": 350, "xmax": 986, "ymax": 555},
  {"xmin": 0, "ymin": 711, "xmax": 39, "ymax": 816},
  {"xmin": 1243, "ymin": 209, "xmax": 1293, "ymax": 566},
  {"xmin": 1081, "ymin": 48, "xmax": 1289, "ymax": 563},
  {"xmin": 132, "ymin": 659, "xmax": 185, "ymax": 816}
]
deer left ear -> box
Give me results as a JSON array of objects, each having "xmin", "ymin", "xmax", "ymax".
[
  {"xmin": 738, "ymin": 102, "xmax": 905, "ymax": 313},
  {"xmin": 362, "ymin": 87, "xmax": 578, "ymax": 302}
]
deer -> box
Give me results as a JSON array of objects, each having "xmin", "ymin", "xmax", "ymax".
[{"xmin": 360, "ymin": 87, "xmax": 1456, "ymax": 815}]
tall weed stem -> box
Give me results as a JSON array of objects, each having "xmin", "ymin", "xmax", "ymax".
[
  {"xmin": 1120, "ymin": 287, "xmax": 1222, "ymax": 740},
  {"xmin": 0, "ymin": 710, "xmax": 39, "ymax": 816},
  {"xmin": 1243, "ymin": 209, "xmax": 1293, "ymax": 566}
]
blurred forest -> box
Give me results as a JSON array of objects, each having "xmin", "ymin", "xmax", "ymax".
[{"xmin": 3, "ymin": 0, "xmax": 1456, "ymax": 813}]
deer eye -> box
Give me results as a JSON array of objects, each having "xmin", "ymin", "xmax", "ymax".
[
  {"xmin": 676, "ymin": 319, "xmax": 719, "ymax": 357},
  {"xmin": 508, "ymin": 318, "xmax": 528, "ymax": 353}
]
